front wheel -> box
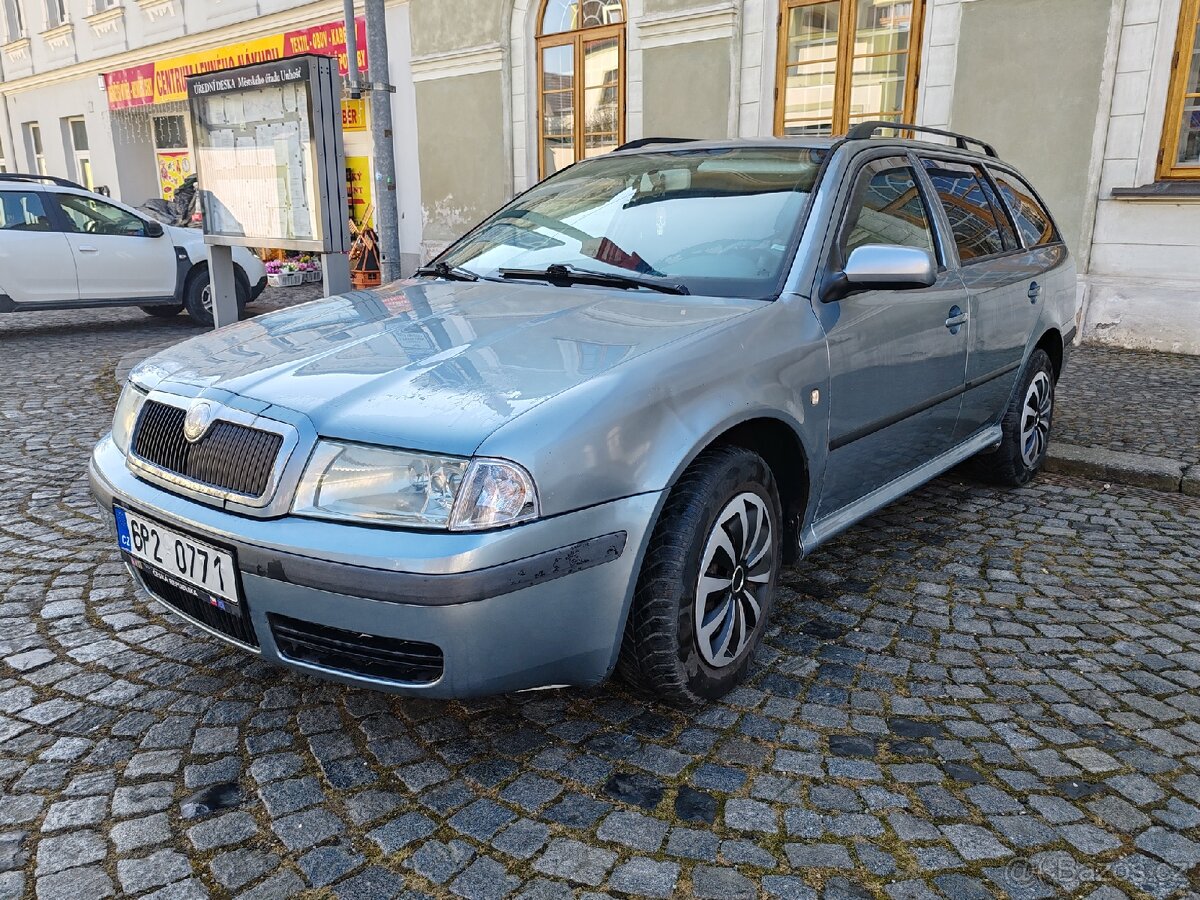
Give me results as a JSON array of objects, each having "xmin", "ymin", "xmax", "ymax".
[
  {"xmin": 971, "ymin": 348, "xmax": 1055, "ymax": 486},
  {"xmin": 617, "ymin": 447, "xmax": 782, "ymax": 705},
  {"xmin": 183, "ymin": 269, "xmax": 247, "ymax": 327}
]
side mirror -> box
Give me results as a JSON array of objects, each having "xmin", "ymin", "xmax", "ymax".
[
  {"xmin": 821, "ymin": 244, "xmax": 936, "ymax": 302},
  {"xmin": 144, "ymin": 220, "xmax": 165, "ymax": 238}
]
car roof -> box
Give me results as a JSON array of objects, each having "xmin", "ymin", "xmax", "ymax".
[{"xmin": 0, "ymin": 174, "xmax": 89, "ymax": 192}]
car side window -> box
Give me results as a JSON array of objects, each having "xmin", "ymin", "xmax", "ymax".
[
  {"xmin": 0, "ymin": 191, "xmax": 52, "ymax": 232},
  {"xmin": 992, "ymin": 171, "xmax": 1058, "ymax": 247},
  {"xmin": 920, "ymin": 159, "xmax": 1014, "ymax": 263},
  {"xmin": 839, "ymin": 159, "xmax": 936, "ymax": 261},
  {"xmin": 57, "ymin": 194, "xmax": 147, "ymax": 237}
]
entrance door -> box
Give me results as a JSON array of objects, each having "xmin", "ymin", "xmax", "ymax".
[
  {"xmin": 0, "ymin": 189, "xmax": 79, "ymax": 303},
  {"xmin": 814, "ymin": 155, "xmax": 969, "ymax": 517}
]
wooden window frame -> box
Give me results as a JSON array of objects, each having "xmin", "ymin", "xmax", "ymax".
[
  {"xmin": 536, "ymin": 0, "xmax": 626, "ymax": 180},
  {"xmin": 773, "ymin": 0, "xmax": 925, "ymax": 137},
  {"xmin": 1160, "ymin": 0, "xmax": 1200, "ymax": 179}
]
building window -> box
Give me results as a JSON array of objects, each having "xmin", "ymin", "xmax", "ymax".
[
  {"xmin": 24, "ymin": 122, "xmax": 46, "ymax": 176},
  {"xmin": 45, "ymin": 0, "xmax": 65, "ymax": 27},
  {"xmin": 3, "ymin": 0, "xmax": 25, "ymax": 40},
  {"xmin": 1162, "ymin": 0, "xmax": 1200, "ymax": 178},
  {"xmin": 774, "ymin": 0, "xmax": 924, "ymax": 136},
  {"xmin": 67, "ymin": 117, "xmax": 93, "ymax": 190},
  {"xmin": 536, "ymin": 0, "xmax": 626, "ymax": 178}
]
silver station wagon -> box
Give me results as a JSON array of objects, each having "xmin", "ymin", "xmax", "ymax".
[{"xmin": 90, "ymin": 123, "xmax": 1076, "ymax": 704}]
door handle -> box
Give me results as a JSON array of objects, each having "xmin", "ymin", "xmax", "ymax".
[
  {"xmin": 945, "ymin": 305, "xmax": 968, "ymax": 334},
  {"xmin": 78, "ymin": 245, "xmax": 98, "ymax": 253},
  {"xmin": 1027, "ymin": 281, "xmax": 1041, "ymax": 304}
]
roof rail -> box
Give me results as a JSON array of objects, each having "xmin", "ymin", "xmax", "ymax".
[
  {"xmin": 845, "ymin": 121, "xmax": 998, "ymax": 158},
  {"xmin": 615, "ymin": 137, "xmax": 698, "ymax": 152},
  {"xmin": 0, "ymin": 173, "xmax": 89, "ymax": 190}
]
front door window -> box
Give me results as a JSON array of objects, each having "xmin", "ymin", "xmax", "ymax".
[{"xmin": 775, "ymin": 0, "xmax": 924, "ymax": 136}]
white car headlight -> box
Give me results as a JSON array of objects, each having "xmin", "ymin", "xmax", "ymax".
[
  {"xmin": 292, "ymin": 440, "xmax": 539, "ymax": 531},
  {"xmin": 112, "ymin": 384, "xmax": 148, "ymax": 456}
]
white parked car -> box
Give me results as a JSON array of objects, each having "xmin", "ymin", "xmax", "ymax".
[{"xmin": 0, "ymin": 174, "xmax": 266, "ymax": 326}]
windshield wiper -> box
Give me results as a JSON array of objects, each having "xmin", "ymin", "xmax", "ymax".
[
  {"xmin": 498, "ymin": 263, "xmax": 689, "ymax": 296},
  {"xmin": 414, "ymin": 262, "xmax": 479, "ymax": 282}
]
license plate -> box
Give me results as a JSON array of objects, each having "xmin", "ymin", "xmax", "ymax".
[{"xmin": 114, "ymin": 506, "xmax": 240, "ymax": 609}]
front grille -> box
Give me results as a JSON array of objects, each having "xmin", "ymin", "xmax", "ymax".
[
  {"xmin": 133, "ymin": 400, "xmax": 283, "ymax": 498},
  {"xmin": 138, "ymin": 567, "xmax": 259, "ymax": 648},
  {"xmin": 269, "ymin": 614, "xmax": 444, "ymax": 684}
]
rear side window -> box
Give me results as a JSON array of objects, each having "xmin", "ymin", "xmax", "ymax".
[
  {"xmin": 840, "ymin": 158, "xmax": 936, "ymax": 260},
  {"xmin": 920, "ymin": 159, "xmax": 1014, "ymax": 263},
  {"xmin": 992, "ymin": 172, "xmax": 1057, "ymax": 247},
  {"xmin": 0, "ymin": 191, "xmax": 51, "ymax": 231}
]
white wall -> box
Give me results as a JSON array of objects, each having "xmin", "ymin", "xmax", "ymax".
[{"xmin": 1083, "ymin": 0, "xmax": 1200, "ymax": 354}]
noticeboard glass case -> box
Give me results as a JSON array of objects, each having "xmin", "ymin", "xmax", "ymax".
[{"xmin": 188, "ymin": 55, "xmax": 347, "ymax": 253}]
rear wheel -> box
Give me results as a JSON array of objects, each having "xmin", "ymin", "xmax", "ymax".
[
  {"xmin": 971, "ymin": 348, "xmax": 1055, "ymax": 486},
  {"xmin": 139, "ymin": 303, "xmax": 183, "ymax": 319},
  {"xmin": 617, "ymin": 447, "xmax": 781, "ymax": 705},
  {"xmin": 183, "ymin": 268, "xmax": 247, "ymax": 327}
]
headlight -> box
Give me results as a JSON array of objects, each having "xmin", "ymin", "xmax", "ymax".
[
  {"xmin": 292, "ymin": 440, "xmax": 539, "ymax": 531},
  {"xmin": 112, "ymin": 384, "xmax": 148, "ymax": 456}
]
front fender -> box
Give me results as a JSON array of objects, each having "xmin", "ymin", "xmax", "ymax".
[{"xmin": 477, "ymin": 296, "xmax": 830, "ymax": 521}]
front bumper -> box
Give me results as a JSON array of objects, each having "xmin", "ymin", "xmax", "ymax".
[{"xmin": 89, "ymin": 435, "xmax": 661, "ymax": 697}]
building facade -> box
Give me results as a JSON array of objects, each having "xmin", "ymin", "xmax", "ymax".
[{"xmin": 3, "ymin": 0, "xmax": 1198, "ymax": 352}]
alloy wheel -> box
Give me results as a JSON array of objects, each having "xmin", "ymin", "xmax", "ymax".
[
  {"xmin": 694, "ymin": 491, "xmax": 775, "ymax": 668},
  {"xmin": 1020, "ymin": 371, "xmax": 1053, "ymax": 468}
]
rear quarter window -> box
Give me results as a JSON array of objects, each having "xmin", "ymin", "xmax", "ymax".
[{"xmin": 992, "ymin": 171, "xmax": 1058, "ymax": 247}]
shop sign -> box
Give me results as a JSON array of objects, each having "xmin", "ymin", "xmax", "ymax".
[
  {"xmin": 104, "ymin": 16, "xmax": 367, "ymax": 111},
  {"xmin": 156, "ymin": 150, "xmax": 194, "ymax": 200},
  {"xmin": 341, "ymin": 98, "xmax": 368, "ymax": 132},
  {"xmin": 285, "ymin": 19, "xmax": 367, "ymax": 77},
  {"xmin": 106, "ymin": 62, "xmax": 155, "ymax": 110},
  {"xmin": 346, "ymin": 156, "xmax": 373, "ymax": 226}
]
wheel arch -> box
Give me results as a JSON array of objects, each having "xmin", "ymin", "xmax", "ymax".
[
  {"xmin": 181, "ymin": 259, "xmax": 250, "ymax": 299},
  {"xmin": 668, "ymin": 414, "xmax": 814, "ymax": 565},
  {"xmin": 1034, "ymin": 327, "xmax": 1064, "ymax": 382}
]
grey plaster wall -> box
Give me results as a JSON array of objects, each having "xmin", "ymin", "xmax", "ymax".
[
  {"xmin": 414, "ymin": 71, "xmax": 509, "ymax": 251},
  {"xmin": 410, "ymin": 0, "xmax": 505, "ymax": 57},
  {"xmin": 643, "ymin": 39, "xmax": 732, "ymax": 140},
  {"xmin": 950, "ymin": 0, "xmax": 1113, "ymax": 257}
]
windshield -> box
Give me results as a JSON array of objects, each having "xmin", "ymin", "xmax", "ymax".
[{"xmin": 437, "ymin": 147, "xmax": 828, "ymax": 300}]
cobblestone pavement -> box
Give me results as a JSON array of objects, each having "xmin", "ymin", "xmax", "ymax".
[
  {"xmin": 1, "ymin": 303, "xmax": 1199, "ymax": 900},
  {"xmin": 1055, "ymin": 347, "xmax": 1200, "ymax": 469}
]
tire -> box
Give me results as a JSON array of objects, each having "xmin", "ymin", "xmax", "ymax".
[
  {"xmin": 183, "ymin": 268, "xmax": 247, "ymax": 327},
  {"xmin": 617, "ymin": 447, "xmax": 783, "ymax": 705},
  {"xmin": 140, "ymin": 304, "xmax": 183, "ymax": 319},
  {"xmin": 971, "ymin": 348, "xmax": 1055, "ymax": 486}
]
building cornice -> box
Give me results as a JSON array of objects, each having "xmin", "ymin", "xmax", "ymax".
[
  {"xmin": 135, "ymin": 0, "xmax": 180, "ymax": 21},
  {"xmin": 411, "ymin": 43, "xmax": 503, "ymax": 82},
  {"xmin": 635, "ymin": 1, "xmax": 737, "ymax": 49},
  {"xmin": 39, "ymin": 21, "xmax": 74, "ymax": 52},
  {"xmin": 86, "ymin": 5, "xmax": 126, "ymax": 36},
  {"xmin": 0, "ymin": 0, "xmax": 406, "ymax": 96},
  {"xmin": 1, "ymin": 37, "xmax": 31, "ymax": 63}
]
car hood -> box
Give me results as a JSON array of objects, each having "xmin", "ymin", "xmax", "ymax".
[{"xmin": 134, "ymin": 278, "xmax": 760, "ymax": 456}]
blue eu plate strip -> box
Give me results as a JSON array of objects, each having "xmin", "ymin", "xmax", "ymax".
[{"xmin": 114, "ymin": 507, "xmax": 132, "ymax": 553}]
